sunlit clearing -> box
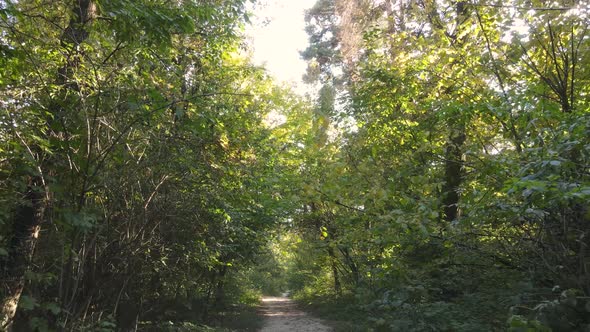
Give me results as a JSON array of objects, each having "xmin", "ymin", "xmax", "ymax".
[{"xmin": 262, "ymin": 297, "xmax": 290, "ymax": 302}]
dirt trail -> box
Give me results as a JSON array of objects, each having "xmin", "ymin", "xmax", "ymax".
[{"xmin": 258, "ymin": 296, "xmax": 332, "ymax": 332}]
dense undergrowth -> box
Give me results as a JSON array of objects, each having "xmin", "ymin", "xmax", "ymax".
[{"xmin": 269, "ymin": 223, "xmax": 589, "ymax": 332}]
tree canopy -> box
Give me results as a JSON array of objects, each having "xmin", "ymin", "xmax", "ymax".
[{"xmin": 1, "ymin": 0, "xmax": 589, "ymax": 331}]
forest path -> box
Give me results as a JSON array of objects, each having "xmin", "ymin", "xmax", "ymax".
[{"xmin": 258, "ymin": 296, "xmax": 332, "ymax": 332}]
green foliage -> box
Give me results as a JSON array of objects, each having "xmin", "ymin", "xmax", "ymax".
[
  {"xmin": 508, "ymin": 315, "xmax": 551, "ymax": 332},
  {"xmin": 0, "ymin": 0, "xmax": 302, "ymax": 329},
  {"xmin": 2, "ymin": 0, "xmax": 590, "ymax": 331},
  {"xmin": 272, "ymin": 0, "xmax": 590, "ymax": 331}
]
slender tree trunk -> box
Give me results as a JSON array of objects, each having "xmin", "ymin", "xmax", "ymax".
[
  {"xmin": 214, "ymin": 266, "xmax": 228, "ymax": 309},
  {"xmin": 442, "ymin": 120, "xmax": 466, "ymax": 222},
  {"xmin": 1, "ymin": 177, "xmax": 46, "ymax": 330},
  {"xmin": 340, "ymin": 247, "xmax": 360, "ymax": 287},
  {"xmin": 327, "ymin": 246, "xmax": 341, "ymax": 296},
  {"xmin": 441, "ymin": 1, "xmax": 468, "ymax": 223}
]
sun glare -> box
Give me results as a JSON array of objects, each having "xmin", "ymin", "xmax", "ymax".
[{"xmin": 245, "ymin": 0, "xmax": 317, "ymax": 94}]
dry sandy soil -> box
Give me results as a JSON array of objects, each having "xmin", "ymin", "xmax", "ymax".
[{"xmin": 258, "ymin": 296, "xmax": 332, "ymax": 332}]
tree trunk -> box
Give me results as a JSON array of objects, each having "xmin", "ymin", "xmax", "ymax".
[
  {"xmin": 327, "ymin": 246, "xmax": 341, "ymax": 296},
  {"xmin": 214, "ymin": 266, "xmax": 228, "ymax": 309},
  {"xmin": 340, "ymin": 247, "xmax": 360, "ymax": 287},
  {"xmin": 441, "ymin": 1, "xmax": 468, "ymax": 223},
  {"xmin": 442, "ymin": 121, "xmax": 466, "ymax": 222},
  {"xmin": 1, "ymin": 178, "xmax": 46, "ymax": 330}
]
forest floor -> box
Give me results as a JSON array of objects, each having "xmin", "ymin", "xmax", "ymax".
[{"xmin": 258, "ymin": 296, "xmax": 332, "ymax": 332}]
